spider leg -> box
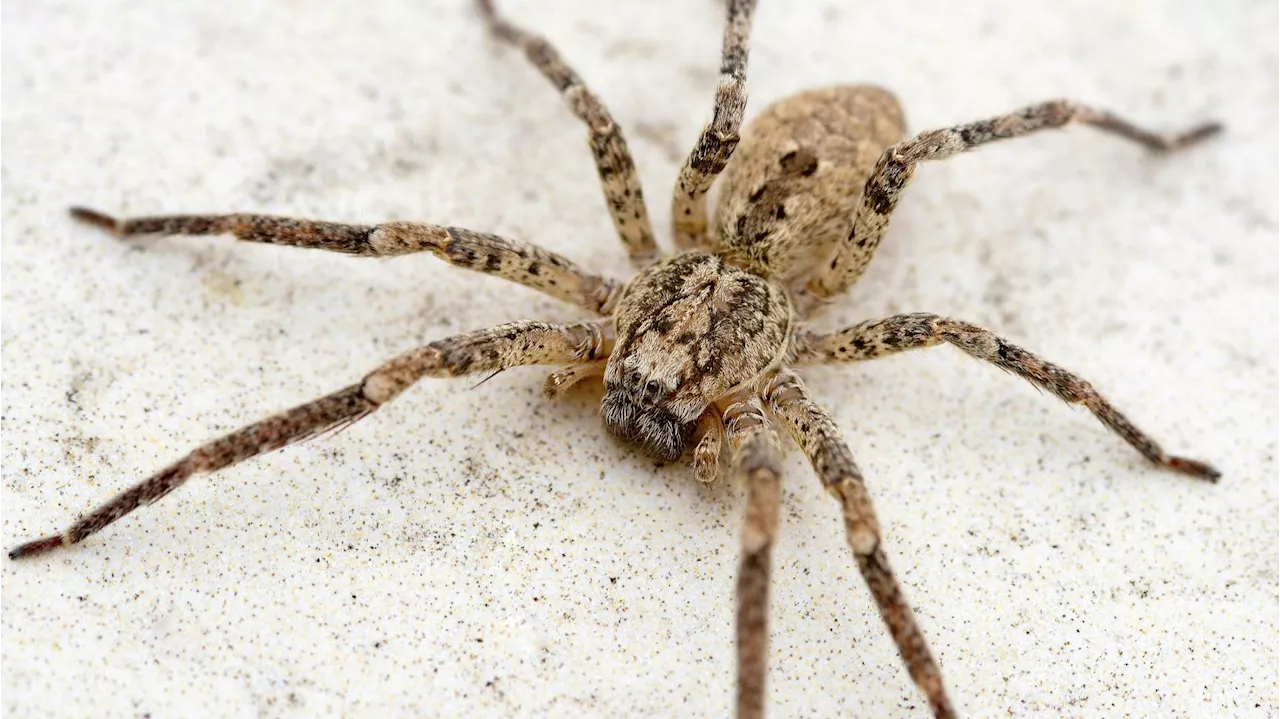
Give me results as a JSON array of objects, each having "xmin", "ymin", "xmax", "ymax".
[
  {"xmin": 764, "ymin": 370, "xmax": 956, "ymax": 719},
  {"xmin": 8, "ymin": 320, "xmax": 611, "ymax": 560},
  {"xmin": 723, "ymin": 394, "xmax": 782, "ymax": 719},
  {"xmin": 808, "ymin": 99, "xmax": 1222, "ymax": 300},
  {"xmin": 69, "ymin": 208, "xmax": 622, "ymax": 315},
  {"xmin": 476, "ymin": 0, "xmax": 659, "ymax": 266},
  {"xmin": 792, "ymin": 313, "xmax": 1220, "ymax": 480},
  {"xmin": 672, "ymin": 0, "xmax": 757, "ymax": 250}
]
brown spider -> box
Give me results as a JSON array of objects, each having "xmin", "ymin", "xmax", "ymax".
[{"xmin": 9, "ymin": 1, "xmax": 1223, "ymax": 716}]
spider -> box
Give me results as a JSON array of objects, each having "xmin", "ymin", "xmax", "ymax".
[{"xmin": 9, "ymin": 1, "xmax": 1224, "ymax": 716}]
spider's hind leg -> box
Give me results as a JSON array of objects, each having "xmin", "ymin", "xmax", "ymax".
[
  {"xmin": 9, "ymin": 319, "xmax": 611, "ymax": 560},
  {"xmin": 809, "ymin": 99, "xmax": 1222, "ymax": 301}
]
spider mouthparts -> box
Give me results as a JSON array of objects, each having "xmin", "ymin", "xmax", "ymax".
[
  {"xmin": 8, "ymin": 534, "xmax": 66, "ymax": 560},
  {"xmin": 1168, "ymin": 456, "xmax": 1222, "ymax": 482}
]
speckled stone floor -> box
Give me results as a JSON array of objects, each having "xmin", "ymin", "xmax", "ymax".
[{"xmin": 4, "ymin": 1, "xmax": 1276, "ymax": 717}]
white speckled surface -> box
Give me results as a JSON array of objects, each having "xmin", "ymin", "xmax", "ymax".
[{"xmin": 3, "ymin": 1, "xmax": 1277, "ymax": 717}]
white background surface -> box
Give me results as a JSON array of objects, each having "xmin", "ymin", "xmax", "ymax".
[{"xmin": 3, "ymin": 1, "xmax": 1276, "ymax": 717}]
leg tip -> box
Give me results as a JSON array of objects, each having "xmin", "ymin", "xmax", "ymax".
[
  {"xmin": 1163, "ymin": 121, "xmax": 1224, "ymax": 152},
  {"xmin": 1184, "ymin": 121, "xmax": 1225, "ymax": 143},
  {"xmin": 693, "ymin": 456, "xmax": 719, "ymax": 484},
  {"xmin": 474, "ymin": 0, "xmax": 517, "ymax": 40},
  {"xmin": 541, "ymin": 374, "xmax": 568, "ymax": 400},
  {"xmin": 931, "ymin": 699, "xmax": 959, "ymax": 719},
  {"xmin": 8, "ymin": 534, "xmax": 66, "ymax": 560},
  {"xmin": 1168, "ymin": 456, "xmax": 1221, "ymax": 482},
  {"xmin": 69, "ymin": 206, "xmax": 121, "ymax": 234}
]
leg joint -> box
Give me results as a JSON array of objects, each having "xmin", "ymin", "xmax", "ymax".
[{"xmin": 836, "ymin": 480, "xmax": 882, "ymax": 556}]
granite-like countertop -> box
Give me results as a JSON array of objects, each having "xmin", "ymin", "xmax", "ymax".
[{"xmin": 4, "ymin": 1, "xmax": 1276, "ymax": 716}]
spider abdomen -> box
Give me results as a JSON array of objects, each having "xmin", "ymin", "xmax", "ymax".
[{"xmin": 714, "ymin": 85, "xmax": 906, "ymax": 284}]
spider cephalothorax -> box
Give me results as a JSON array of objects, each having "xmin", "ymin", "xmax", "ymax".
[
  {"xmin": 603, "ymin": 252, "xmax": 791, "ymax": 461},
  {"xmin": 10, "ymin": 1, "xmax": 1223, "ymax": 717}
]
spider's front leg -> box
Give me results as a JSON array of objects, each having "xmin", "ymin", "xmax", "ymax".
[
  {"xmin": 9, "ymin": 320, "xmax": 611, "ymax": 560},
  {"xmin": 808, "ymin": 99, "xmax": 1222, "ymax": 300},
  {"xmin": 764, "ymin": 370, "xmax": 957, "ymax": 719},
  {"xmin": 793, "ymin": 313, "xmax": 1220, "ymax": 480},
  {"xmin": 723, "ymin": 394, "xmax": 782, "ymax": 719},
  {"xmin": 69, "ymin": 208, "xmax": 623, "ymax": 315}
]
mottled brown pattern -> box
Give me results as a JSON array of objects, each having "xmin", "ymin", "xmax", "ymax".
[
  {"xmin": 764, "ymin": 370, "xmax": 955, "ymax": 719},
  {"xmin": 69, "ymin": 208, "xmax": 623, "ymax": 315},
  {"xmin": 70, "ymin": 206, "xmax": 376, "ymax": 253},
  {"xmin": 14, "ymin": 3, "xmax": 1225, "ymax": 718},
  {"xmin": 671, "ymin": 0, "xmax": 756, "ymax": 250},
  {"xmin": 12, "ymin": 383, "xmax": 375, "ymax": 559},
  {"xmin": 10, "ymin": 321, "xmax": 607, "ymax": 559},
  {"xmin": 793, "ymin": 313, "xmax": 1220, "ymax": 480},
  {"xmin": 810, "ymin": 99, "xmax": 1221, "ymax": 301},
  {"xmin": 714, "ymin": 86, "xmax": 905, "ymax": 289},
  {"xmin": 479, "ymin": 0, "xmax": 657, "ymax": 265},
  {"xmin": 603, "ymin": 252, "xmax": 790, "ymax": 461},
  {"xmin": 723, "ymin": 395, "xmax": 781, "ymax": 719}
]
